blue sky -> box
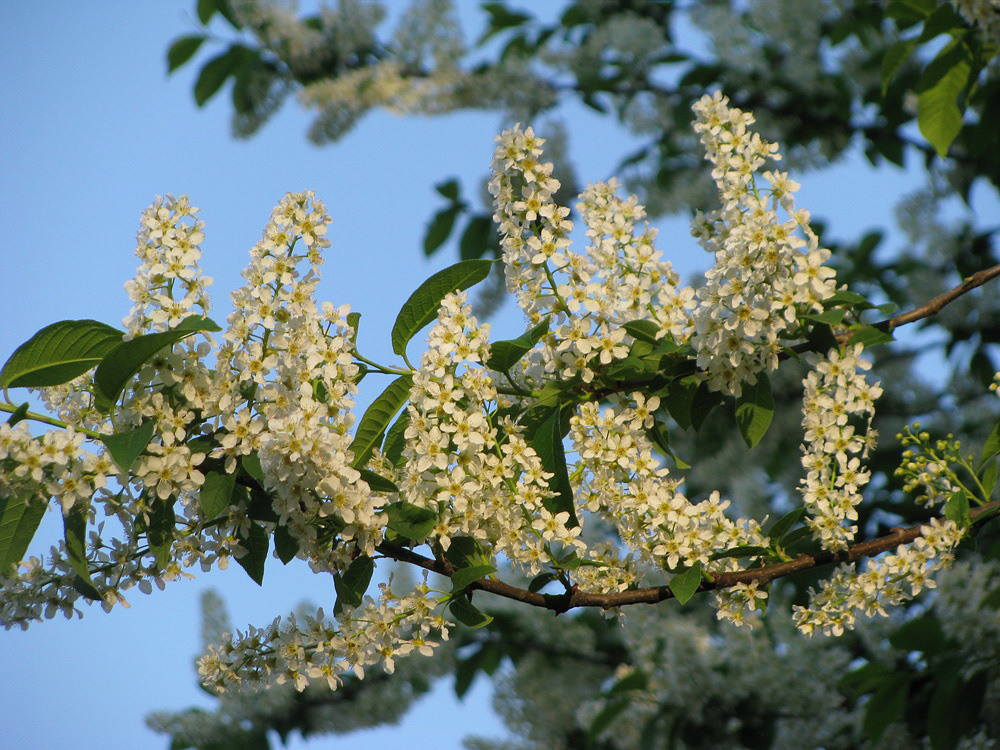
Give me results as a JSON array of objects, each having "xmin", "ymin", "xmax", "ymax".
[{"xmin": 1, "ymin": 3, "xmax": 996, "ymax": 750}]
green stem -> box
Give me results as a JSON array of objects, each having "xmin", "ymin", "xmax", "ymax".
[{"xmin": 0, "ymin": 403, "xmax": 102, "ymax": 440}]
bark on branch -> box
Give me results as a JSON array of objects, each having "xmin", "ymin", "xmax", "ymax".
[{"xmin": 378, "ymin": 502, "xmax": 999, "ymax": 615}]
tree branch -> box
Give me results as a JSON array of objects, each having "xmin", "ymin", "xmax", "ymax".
[
  {"xmin": 379, "ymin": 501, "xmax": 999, "ymax": 615},
  {"xmin": 886, "ymin": 263, "xmax": 1000, "ymax": 330}
]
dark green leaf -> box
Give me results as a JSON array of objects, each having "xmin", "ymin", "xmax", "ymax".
[
  {"xmin": 450, "ymin": 563, "xmax": 496, "ymax": 593},
  {"xmin": 196, "ymin": 0, "xmax": 217, "ymax": 24},
  {"xmin": 6, "ymin": 402, "xmax": 29, "ymax": 426},
  {"xmin": 485, "ymin": 318, "xmax": 549, "ymax": 372},
  {"xmin": 882, "ymin": 37, "xmax": 920, "ymax": 94},
  {"xmin": 334, "ymin": 555, "xmax": 375, "ymax": 614},
  {"xmin": 982, "ymin": 460, "xmax": 997, "ymax": 497},
  {"xmin": 608, "ymin": 669, "xmax": 648, "ymax": 695},
  {"xmin": 978, "ymin": 421, "xmax": 1000, "ymax": 470},
  {"xmin": 690, "ymin": 381, "xmax": 724, "ymax": 431},
  {"xmin": 0, "ymin": 493, "xmax": 46, "ymax": 576},
  {"xmin": 588, "ymin": 698, "xmax": 629, "ymax": 742},
  {"xmin": 527, "ymin": 572, "xmax": 558, "ymax": 592},
  {"xmin": 99, "ymin": 419, "xmax": 156, "ymax": 472},
  {"xmin": 0, "ymin": 319, "xmax": 123, "ymax": 389},
  {"xmin": 665, "ymin": 375, "xmax": 699, "ymax": 430},
  {"xmin": 444, "ymin": 536, "xmax": 491, "ymax": 569},
  {"xmin": 64, "ymin": 503, "xmax": 102, "ymax": 600},
  {"xmin": 849, "ymin": 323, "xmax": 895, "ymax": 348},
  {"xmin": 670, "ymin": 562, "xmax": 702, "ymax": 605},
  {"xmin": 147, "ymin": 495, "xmax": 176, "ymax": 571},
  {"xmin": 862, "ymin": 673, "xmax": 910, "ymax": 742},
  {"xmin": 384, "ymin": 501, "xmax": 436, "ymax": 541},
  {"xmin": 390, "ymin": 259, "xmax": 492, "ymax": 357},
  {"xmin": 234, "ymin": 521, "xmax": 268, "ymax": 585},
  {"xmin": 622, "ymin": 319, "xmax": 661, "ymax": 344},
  {"xmin": 358, "ymin": 468, "xmax": 399, "ymax": 494},
  {"xmin": 348, "ymin": 374, "xmax": 412, "ymax": 469},
  {"xmin": 193, "ymin": 46, "xmax": 243, "ymax": 106},
  {"xmin": 944, "ymin": 489, "xmax": 971, "ymax": 527},
  {"xmin": 382, "ymin": 409, "xmax": 410, "ymax": 468},
  {"xmin": 448, "ymin": 594, "xmax": 493, "ymax": 628},
  {"xmin": 735, "ymin": 372, "xmax": 774, "ymax": 449},
  {"xmin": 241, "ymin": 453, "xmax": 265, "ymax": 485},
  {"xmin": 424, "ymin": 205, "xmax": 462, "ymax": 257},
  {"xmin": 435, "ymin": 178, "xmax": 460, "ymax": 202},
  {"xmin": 824, "ymin": 290, "xmax": 872, "ymax": 308},
  {"xmin": 93, "ymin": 316, "xmax": 219, "ymax": 406},
  {"xmin": 167, "ymin": 35, "xmax": 206, "ymax": 73},
  {"xmin": 458, "ymin": 216, "xmax": 495, "ymax": 261},
  {"xmin": 889, "ymin": 613, "xmax": 947, "ymax": 655},
  {"xmin": 767, "ymin": 507, "xmax": 806, "ymax": 540},
  {"xmin": 523, "ymin": 406, "xmax": 577, "ymax": 526},
  {"xmin": 273, "ymin": 524, "xmax": 299, "ymax": 564},
  {"xmin": 199, "ymin": 470, "xmax": 236, "ymax": 519}
]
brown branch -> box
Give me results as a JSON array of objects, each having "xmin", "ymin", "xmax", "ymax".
[
  {"xmin": 886, "ymin": 263, "xmax": 1000, "ymax": 330},
  {"xmin": 378, "ymin": 501, "xmax": 999, "ymax": 615}
]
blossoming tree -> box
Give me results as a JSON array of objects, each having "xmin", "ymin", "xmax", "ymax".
[{"xmin": 3, "ymin": 87, "xmax": 999, "ymax": 750}]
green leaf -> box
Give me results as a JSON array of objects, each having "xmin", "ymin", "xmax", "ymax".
[
  {"xmin": 928, "ymin": 659, "xmax": 986, "ymax": 750},
  {"xmin": 448, "ymin": 594, "xmax": 493, "ymax": 628},
  {"xmin": 944, "ymin": 489, "xmax": 971, "ymax": 527},
  {"xmin": 334, "ymin": 555, "xmax": 375, "ymax": 614},
  {"xmin": 167, "ymin": 35, "xmax": 206, "ymax": 73},
  {"xmin": 889, "ymin": 613, "xmax": 947, "ymax": 655},
  {"xmin": 608, "ymin": 669, "xmax": 648, "ymax": 695},
  {"xmin": 358, "ymin": 468, "xmax": 399, "ymax": 494},
  {"xmin": 669, "ymin": 562, "xmax": 702, "ymax": 605},
  {"xmin": 64, "ymin": 503, "xmax": 102, "ymax": 600},
  {"xmin": 424, "ymin": 205, "xmax": 462, "ymax": 257},
  {"xmin": 391, "ymin": 259, "xmax": 493, "ymax": 357},
  {"xmin": 824, "ymin": 290, "xmax": 872, "ymax": 308},
  {"xmin": 0, "ymin": 319, "xmax": 123, "ymax": 389},
  {"xmin": 767, "ymin": 507, "xmax": 806, "ymax": 540},
  {"xmin": 735, "ymin": 372, "xmax": 774, "ymax": 449},
  {"xmin": 690, "ymin": 381, "xmax": 724, "ymax": 432},
  {"xmin": 348, "ymin": 374, "xmax": 412, "ymax": 469},
  {"xmin": 0, "ymin": 493, "xmax": 46, "ymax": 576},
  {"xmin": 382, "ymin": 409, "xmax": 410, "ymax": 468},
  {"xmin": 485, "ymin": 318, "xmax": 549, "ymax": 372},
  {"xmin": 196, "ymin": 0, "xmax": 217, "ymax": 24},
  {"xmin": 527, "ymin": 572, "xmax": 558, "ymax": 592},
  {"xmin": 93, "ymin": 316, "xmax": 220, "ymax": 407},
  {"xmin": 523, "ymin": 406, "xmax": 577, "ymax": 526},
  {"xmin": 622, "ymin": 319, "xmax": 661, "ymax": 344},
  {"xmin": 588, "ymin": 698, "xmax": 629, "ymax": 742},
  {"xmin": 6, "ymin": 402, "xmax": 29, "ymax": 426},
  {"xmin": 444, "ymin": 536, "xmax": 491, "ymax": 569},
  {"xmin": 99, "ymin": 419, "xmax": 156, "ymax": 472},
  {"xmin": 982, "ymin": 459, "xmax": 997, "ymax": 497},
  {"xmin": 882, "ymin": 37, "xmax": 919, "ymax": 94},
  {"xmin": 199, "ymin": 471, "xmax": 236, "ymax": 519},
  {"xmin": 434, "ymin": 178, "xmax": 460, "ymax": 202},
  {"xmin": 147, "ymin": 496, "xmax": 176, "ymax": 571},
  {"xmin": 234, "ymin": 521, "xmax": 268, "ymax": 585},
  {"xmin": 193, "ymin": 46, "xmax": 243, "ymax": 106},
  {"xmin": 804, "ymin": 308, "xmax": 847, "ymax": 325},
  {"xmin": 918, "ymin": 40, "xmax": 973, "ymax": 158},
  {"xmin": 978, "ymin": 421, "xmax": 1000, "ymax": 470},
  {"xmin": 849, "ymin": 323, "xmax": 895, "ymax": 348},
  {"xmin": 273, "ymin": 524, "xmax": 299, "ymax": 564},
  {"xmin": 384, "ymin": 501, "xmax": 437, "ymax": 541},
  {"xmin": 459, "ymin": 216, "xmax": 495, "ymax": 261},
  {"xmin": 665, "ymin": 375, "xmax": 700, "ymax": 431},
  {"xmin": 862, "ymin": 674, "xmax": 910, "ymax": 742},
  {"xmin": 241, "ymin": 453, "xmax": 265, "ymax": 486},
  {"xmin": 451, "ymin": 563, "xmax": 496, "ymax": 593}
]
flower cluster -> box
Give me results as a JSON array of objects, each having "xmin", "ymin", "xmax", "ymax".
[
  {"xmin": 690, "ymin": 91, "xmax": 837, "ymax": 396},
  {"xmin": 799, "ymin": 344, "xmax": 882, "ymax": 551},
  {"xmin": 793, "ymin": 518, "xmax": 965, "ymax": 636},
  {"xmin": 198, "ymin": 578, "xmax": 448, "ymax": 693}
]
